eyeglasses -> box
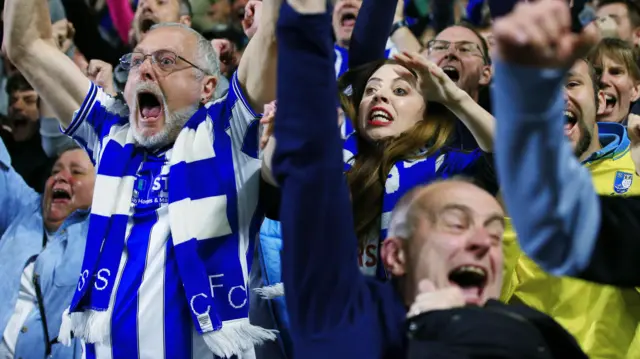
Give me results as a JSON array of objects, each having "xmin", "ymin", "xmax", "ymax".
[
  {"xmin": 119, "ymin": 49, "xmax": 210, "ymax": 75},
  {"xmin": 426, "ymin": 40, "xmax": 487, "ymax": 64}
]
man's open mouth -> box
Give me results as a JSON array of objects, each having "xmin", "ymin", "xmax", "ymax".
[
  {"xmin": 448, "ymin": 265, "xmax": 487, "ymax": 303},
  {"xmin": 51, "ymin": 188, "xmax": 71, "ymax": 203},
  {"xmin": 340, "ymin": 10, "xmax": 357, "ymax": 28},
  {"xmin": 138, "ymin": 92, "xmax": 163, "ymax": 121},
  {"xmin": 441, "ymin": 66, "xmax": 460, "ymax": 82},
  {"xmin": 605, "ymin": 93, "xmax": 617, "ymax": 111},
  {"xmin": 139, "ymin": 18, "xmax": 157, "ymax": 34},
  {"xmin": 565, "ymin": 110, "xmax": 577, "ymax": 126},
  {"xmin": 10, "ymin": 117, "xmax": 28, "ymax": 129}
]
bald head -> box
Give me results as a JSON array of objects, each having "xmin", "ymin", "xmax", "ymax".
[{"xmin": 388, "ymin": 178, "xmax": 502, "ymax": 241}]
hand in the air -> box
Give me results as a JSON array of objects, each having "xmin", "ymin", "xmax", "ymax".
[
  {"xmin": 492, "ymin": 0, "xmax": 600, "ymax": 68},
  {"xmin": 86, "ymin": 60, "xmax": 116, "ymax": 97},
  {"xmin": 393, "ymin": 52, "xmax": 465, "ymax": 105},
  {"xmin": 242, "ymin": 0, "xmax": 262, "ymax": 39},
  {"xmin": 52, "ymin": 19, "xmax": 75, "ymax": 53},
  {"xmin": 407, "ymin": 280, "xmax": 466, "ymax": 318},
  {"xmin": 211, "ymin": 39, "xmax": 239, "ymax": 76}
]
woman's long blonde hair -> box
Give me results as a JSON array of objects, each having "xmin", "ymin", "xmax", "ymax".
[{"xmin": 338, "ymin": 59, "xmax": 455, "ymax": 246}]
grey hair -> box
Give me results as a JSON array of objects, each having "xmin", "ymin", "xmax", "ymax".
[
  {"xmin": 149, "ymin": 22, "xmax": 220, "ymax": 80},
  {"xmin": 387, "ymin": 176, "xmax": 480, "ymax": 240},
  {"xmin": 387, "ymin": 187, "xmax": 423, "ymax": 240},
  {"xmin": 56, "ymin": 141, "xmax": 84, "ymax": 159}
]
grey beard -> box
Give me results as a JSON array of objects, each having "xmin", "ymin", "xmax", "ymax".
[{"xmin": 130, "ymin": 104, "xmax": 199, "ymax": 149}]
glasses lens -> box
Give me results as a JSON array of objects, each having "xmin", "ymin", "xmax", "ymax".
[{"xmin": 153, "ymin": 50, "xmax": 178, "ymax": 70}]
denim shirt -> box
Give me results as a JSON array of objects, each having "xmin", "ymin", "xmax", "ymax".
[{"xmin": 0, "ymin": 139, "xmax": 88, "ymax": 359}]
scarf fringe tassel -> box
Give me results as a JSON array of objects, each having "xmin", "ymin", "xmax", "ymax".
[
  {"xmin": 58, "ymin": 308, "xmax": 278, "ymax": 358},
  {"xmin": 58, "ymin": 307, "xmax": 73, "ymax": 346},
  {"xmin": 203, "ymin": 320, "xmax": 278, "ymax": 358}
]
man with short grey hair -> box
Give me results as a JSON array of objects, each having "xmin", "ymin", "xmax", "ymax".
[{"xmin": 3, "ymin": 0, "xmax": 279, "ymax": 356}]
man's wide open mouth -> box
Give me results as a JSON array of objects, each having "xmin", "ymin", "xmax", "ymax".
[{"xmin": 138, "ymin": 92, "xmax": 163, "ymax": 120}]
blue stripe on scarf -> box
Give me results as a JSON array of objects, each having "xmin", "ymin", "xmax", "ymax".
[
  {"xmin": 163, "ymin": 238, "xmax": 195, "ymax": 358},
  {"xmin": 169, "ymin": 159, "xmax": 227, "ymax": 202},
  {"xmin": 111, "ymin": 215, "xmax": 155, "ymax": 358}
]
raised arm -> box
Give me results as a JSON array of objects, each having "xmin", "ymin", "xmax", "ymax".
[
  {"xmin": 348, "ymin": 0, "xmax": 396, "ymax": 68},
  {"xmin": 393, "ymin": 52, "xmax": 495, "ymax": 151},
  {"xmin": 492, "ymin": 1, "xmax": 601, "ymax": 276},
  {"xmin": 444, "ymin": 90, "xmax": 495, "ymax": 152},
  {"xmin": 3, "ymin": 0, "xmax": 90, "ymax": 126},
  {"xmin": 237, "ymin": 0, "xmax": 278, "ymax": 111},
  {"xmin": 272, "ymin": 0, "xmax": 369, "ymax": 346},
  {"xmin": 493, "ymin": 60, "xmax": 599, "ymax": 275}
]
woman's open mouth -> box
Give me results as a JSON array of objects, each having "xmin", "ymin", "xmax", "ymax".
[{"xmin": 367, "ymin": 107, "xmax": 394, "ymax": 127}]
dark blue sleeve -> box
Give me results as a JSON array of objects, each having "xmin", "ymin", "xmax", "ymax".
[
  {"xmin": 273, "ymin": 2, "xmax": 376, "ymax": 352},
  {"xmin": 487, "ymin": 0, "xmax": 518, "ymax": 18},
  {"xmin": 348, "ymin": 0, "xmax": 396, "ymax": 69}
]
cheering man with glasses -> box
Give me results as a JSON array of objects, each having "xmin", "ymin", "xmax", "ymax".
[
  {"xmin": 421, "ymin": 24, "xmax": 493, "ymax": 149},
  {"xmin": 423, "ymin": 25, "xmax": 492, "ymax": 106},
  {"xmin": 3, "ymin": 0, "xmax": 278, "ymax": 357}
]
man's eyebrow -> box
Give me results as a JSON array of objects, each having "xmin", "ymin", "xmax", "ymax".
[{"xmin": 438, "ymin": 203, "xmax": 471, "ymax": 215}]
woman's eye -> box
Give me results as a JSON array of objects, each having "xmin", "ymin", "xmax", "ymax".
[{"xmin": 394, "ymin": 88, "xmax": 407, "ymax": 96}]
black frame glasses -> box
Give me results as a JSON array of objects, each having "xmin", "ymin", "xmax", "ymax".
[
  {"xmin": 119, "ymin": 49, "xmax": 210, "ymax": 75},
  {"xmin": 426, "ymin": 40, "xmax": 488, "ymax": 65}
]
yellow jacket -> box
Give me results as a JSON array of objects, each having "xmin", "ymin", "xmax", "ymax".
[{"xmin": 501, "ymin": 134, "xmax": 640, "ymax": 358}]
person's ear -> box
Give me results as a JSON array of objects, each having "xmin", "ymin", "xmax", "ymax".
[
  {"xmin": 479, "ymin": 64, "xmax": 492, "ymax": 86},
  {"xmin": 200, "ymin": 76, "xmax": 217, "ymax": 104},
  {"xmin": 381, "ymin": 237, "xmax": 407, "ymax": 276}
]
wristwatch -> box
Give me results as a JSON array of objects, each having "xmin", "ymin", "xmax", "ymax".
[{"xmin": 390, "ymin": 19, "xmax": 409, "ymax": 36}]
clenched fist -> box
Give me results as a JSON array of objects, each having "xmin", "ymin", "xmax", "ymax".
[
  {"xmin": 493, "ymin": 0, "xmax": 599, "ymax": 68},
  {"xmin": 211, "ymin": 39, "xmax": 239, "ymax": 78},
  {"xmin": 242, "ymin": 0, "xmax": 262, "ymax": 39},
  {"xmin": 86, "ymin": 60, "xmax": 116, "ymax": 97}
]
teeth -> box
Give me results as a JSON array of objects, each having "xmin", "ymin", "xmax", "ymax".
[
  {"xmin": 605, "ymin": 94, "xmax": 614, "ymax": 101},
  {"xmin": 370, "ymin": 110, "xmax": 391, "ymax": 121},
  {"xmin": 442, "ymin": 66, "xmax": 456, "ymax": 71},
  {"xmin": 455, "ymin": 265, "xmax": 486, "ymax": 277},
  {"xmin": 564, "ymin": 111, "xmax": 575, "ymax": 119}
]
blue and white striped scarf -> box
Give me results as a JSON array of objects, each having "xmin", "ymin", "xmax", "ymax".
[{"xmin": 58, "ymin": 103, "xmax": 276, "ymax": 357}]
